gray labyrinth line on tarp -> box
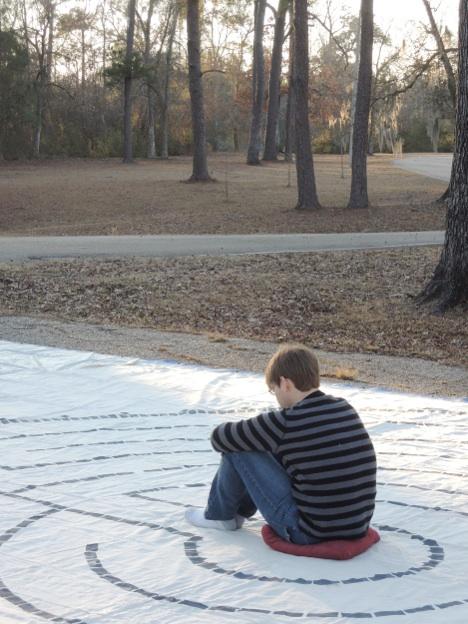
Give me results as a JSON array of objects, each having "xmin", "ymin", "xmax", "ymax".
[
  {"xmin": 0, "ymin": 509, "xmax": 88, "ymax": 624},
  {"xmin": 182, "ymin": 523, "xmax": 444, "ymax": 585},
  {"xmin": 0, "ymin": 506, "xmax": 460, "ymax": 622},
  {"xmin": 84, "ymin": 536, "xmax": 460, "ymax": 619},
  {"xmin": 0, "ymin": 423, "xmax": 211, "ymax": 442},
  {"xmin": 0, "ymin": 407, "xmax": 260, "ymax": 425},
  {"xmin": 2, "ymin": 402, "xmax": 468, "ymax": 622},
  {"xmin": 0, "ymin": 463, "xmax": 467, "ymax": 619}
]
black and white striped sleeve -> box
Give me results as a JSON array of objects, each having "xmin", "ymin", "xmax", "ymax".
[{"xmin": 210, "ymin": 410, "xmax": 285, "ymax": 454}]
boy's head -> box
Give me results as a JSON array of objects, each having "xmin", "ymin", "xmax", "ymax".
[{"xmin": 265, "ymin": 344, "xmax": 320, "ymax": 407}]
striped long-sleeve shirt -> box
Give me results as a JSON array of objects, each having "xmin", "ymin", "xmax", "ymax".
[{"xmin": 211, "ymin": 390, "xmax": 376, "ymax": 540}]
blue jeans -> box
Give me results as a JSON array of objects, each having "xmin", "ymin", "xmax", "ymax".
[{"xmin": 205, "ymin": 451, "xmax": 320, "ymax": 545}]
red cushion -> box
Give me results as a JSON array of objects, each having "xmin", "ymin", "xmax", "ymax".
[{"xmin": 261, "ymin": 525, "xmax": 380, "ymax": 560}]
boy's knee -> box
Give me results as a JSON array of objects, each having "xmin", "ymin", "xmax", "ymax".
[
  {"xmin": 225, "ymin": 451, "xmax": 274, "ymax": 470},
  {"xmin": 223, "ymin": 451, "xmax": 250, "ymax": 466}
]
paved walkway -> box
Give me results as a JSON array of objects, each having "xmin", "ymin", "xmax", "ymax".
[
  {"xmin": 0, "ymin": 231, "xmax": 444, "ymax": 261},
  {"xmin": 393, "ymin": 154, "xmax": 452, "ymax": 182}
]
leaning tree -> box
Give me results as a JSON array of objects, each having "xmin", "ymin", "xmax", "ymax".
[
  {"xmin": 422, "ymin": 0, "xmax": 457, "ymax": 202},
  {"xmin": 417, "ymin": 0, "xmax": 468, "ymax": 311},
  {"xmin": 347, "ymin": 0, "xmax": 373, "ymax": 209}
]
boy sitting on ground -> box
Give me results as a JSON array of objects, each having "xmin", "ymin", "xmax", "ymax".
[{"xmin": 186, "ymin": 344, "xmax": 377, "ymax": 544}]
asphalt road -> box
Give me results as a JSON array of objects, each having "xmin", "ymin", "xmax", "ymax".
[
  {"xmin": 393, "ymin": 154, "xmax": 452, "ymax": 181},
  {"xmin": 0, "ymin": 231, "xmax": 445, "ymax": 261}
]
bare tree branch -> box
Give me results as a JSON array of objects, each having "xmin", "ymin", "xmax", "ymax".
[
  {"xmin": 201, "ymin": 68, "xmax": 226, "ymax": 76},
  {"xmin": 266, "ymin": 2, "xmax": 277, "ymax": 17},
  {"xmin": 371, "ymin": 50, "xmax": 442, "ymax": 103},
  {"xmin": 48, "ymin": 81, "xmax": 74, "ymax": 97},
  {"xmin": 308, "ymin": 10, "xmax": 350, "ymax": 67},
  {"xmin": 135, "ymin": 7, "xmax": 145, "ymax": 35}
]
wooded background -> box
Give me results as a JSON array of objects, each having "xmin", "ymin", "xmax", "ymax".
[{"xmin": 0, "ymin": 0, "xmax": 457, "ymax": 161}]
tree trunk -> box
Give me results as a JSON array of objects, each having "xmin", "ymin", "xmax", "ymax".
[
  {"xmin": 123, "ymin": 0, "xmax": 136, "ymax": 164},
  {"xmin": 81, "ymin": 28, "xmax": 86, "ymax": 88},
  {"xmin": 33, "ymin": 2, "xmax": 55, "ymax": 157},
  {"xmin": 186, "ymin": 0, "xmax": 212, "ymax": 181},
  {"xmin": 368, "ymin": 102, "xmax": 375, "ymax": 155},
  {"xmin": 160, "ymin": 3, "xmax": 178, "ymax": 160},
  {"xmin": 100, "ymin": 1, "xmax": 108, "ymax": 138},
  {"xmin": 46, "ymin": 1, "xmax": 54, "ymax": 83},
  {"xmin": 293, "ymin": 0, "xmax": 321, "ymax": 210},
  {"xmin": 22, "ymin": 0, "xmax": 30, "ymax": 64},
  {"xmin": 422, "ymin": 0, "xmax": 457, "ymax": 203},
  {"xmin": 285, "ymin": 3, "xmax": 295, "ymax": 163},
  {"xmin": 143, "ymin": 0, "xmax": 156, "ymax": 159},
  {"xmin": 247, "ymin": 0, "xmax": 266, "ymax": 165},
  {"xmin": 159, "ymin": 101, "xmax": 169, "ymax": 158},
  {"xmin": 347, "ymin": 0, "xmax": 373, "ymax": 209},
  {"xmin": 263, "ymin": 0, "xmax": 288, "ymax": 161},
  {"xmin": 417, "ymin": 0, "xmax": 468, "ymax": 312},
  {"xmin": 348, "ymin": 15, "xmax": 360, "ymax": 162},
  {"xmin": 147, "ymin": 89, "xmax": 157, "ymax": 159},
  {"xmin": 33, "ymin": 61, "xmax": 47, "ymax": 158},
  {"xmin": 101, "ymin": 0, "xmax": 107, "ymax": 72},
  {"xmin": 233, "ymin": 127, "xmax": 240, "ymax": 152},
  {"xmin": 33, "ymin": 87, "xmax": 44, "ymax": 157},
  {"xmin": 430, "ymin": 117, "xmax": 440, "ymax": 152}
]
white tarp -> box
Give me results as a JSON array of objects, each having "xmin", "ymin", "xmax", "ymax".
[{"xmin": 0, "ymin": 340, "xmax": 467, "ymax": 624}]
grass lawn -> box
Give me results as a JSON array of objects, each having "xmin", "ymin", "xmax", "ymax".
[{"xmin": 0, "ymin": 153, "xmax": 446, "ymax": 235}]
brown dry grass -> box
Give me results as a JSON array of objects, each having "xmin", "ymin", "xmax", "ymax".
[
  {"xmin": 0, "ymin": 153, "xmax": 446, "ymax": 235},
  {"xmin": 331, "ymin": 367, "xmax": 359, "ymax": 381},
  {"xmin": 0, "ymin": 248, "xmax": 466, "ymax": 367}
]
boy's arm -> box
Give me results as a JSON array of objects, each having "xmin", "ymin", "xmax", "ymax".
[{"xmin": 210, "ymin": 409, "xmax": 285, "ymax": 454}]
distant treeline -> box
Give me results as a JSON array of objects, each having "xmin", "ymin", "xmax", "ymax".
[{"xmin": 0, "ymin": 0, "xmax": 456, "ymax": 160}]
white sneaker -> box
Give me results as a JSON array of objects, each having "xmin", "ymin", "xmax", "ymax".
[{"xmin": 185, "ymin": 508, "xmax": 242, "ymax": 531}]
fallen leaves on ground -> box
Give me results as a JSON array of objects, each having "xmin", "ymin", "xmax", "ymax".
[{"xmin": 0, "ymin": 248, "xmax": 466, "ymax": 368}]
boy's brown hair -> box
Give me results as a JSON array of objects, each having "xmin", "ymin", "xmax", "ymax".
[{"xmin": 265, "ymin": 344, "xmax": 320, "ymax": 391}]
